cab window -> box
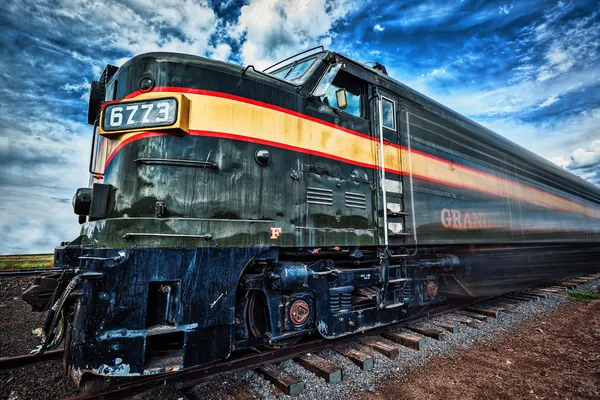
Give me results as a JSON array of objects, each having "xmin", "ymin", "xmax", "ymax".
[
  {"xmin": 271, "ymin": 57, "xmax": 317, "ymax": 81},
  {"xmin": 321, "ymin": 70, "xmax": 366, "ymax": 119}
]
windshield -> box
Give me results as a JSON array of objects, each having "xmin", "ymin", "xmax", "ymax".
[{"xmin": 270, "ymin": 56, "xmax": 318, "ymax": 82}]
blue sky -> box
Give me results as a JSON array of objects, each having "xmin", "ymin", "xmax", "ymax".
[{"xmin": 0, "ymin": 0, "xmax": 599, "ymax": 254}]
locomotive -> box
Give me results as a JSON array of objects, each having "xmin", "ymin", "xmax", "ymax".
[{"xmin": 23, "ymin": 47, "xmax": 600, "ymax": 385}]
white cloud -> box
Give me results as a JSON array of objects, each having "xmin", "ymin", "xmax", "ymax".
[
  {"xmin": 10, "ymin": 0, "xmax": 230, "ymax": 64},
  {"xmin": 0, "ymin": 117, "xmax": 90, "ymax": 254},
  {"xmin": 536, "ymin": 94, "xmax": 560, "ymax": 109},
  {"xmin": 386, "ymin": 3, "xmax": 458, "ymax": 27},
  {"xmin": 232, "ymin": 0, "xmax": 363, "ymax": 68},
  {"xmin": 564, "ymin": 139, "xmax": 600, "ymax": 186},
  {"xmin": 568, "ymin": 140, "xmax": 600, "ymax": 169},
  {"xmin": 409, "ymin": 64, "xmax": 598, "ymax": 117},
  {"xmin": 498, "ymin": 4, "xmax": 513, "ymax": 15},
  {"xmin": 373, "ymin": 24, "xmax": 385, "ymax": 32},
  {"xmin": 481, "ymin": 109, "xmax": 600, "ymax": 176},
  {"xmin": 61, "ymin": 79, "xmax": 91, "ymax": 101}
]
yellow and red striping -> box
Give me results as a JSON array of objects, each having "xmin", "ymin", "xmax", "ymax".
[{"xmin": 97, "ymin": 87, "xmax": 600, "ymax": 220}]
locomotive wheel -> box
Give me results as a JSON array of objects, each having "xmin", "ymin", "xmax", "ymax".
[
  {"xmin": 243, "ymin": 290, "xmax": 303, "ymax": 349},
  {"xmin": 246, "ymin": 290, "xmax": 268, "ymax": 339}
]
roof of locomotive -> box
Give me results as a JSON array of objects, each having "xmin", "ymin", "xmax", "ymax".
[
  {"xmin": 119, "ymin": 51, "xmax": 600, "ymax": 203},
  {"xmin": 333, "ymin": 51, "xmax": 600, "ymax": 203}
]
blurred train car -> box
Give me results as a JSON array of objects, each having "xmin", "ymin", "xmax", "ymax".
[{"xmin": 23, "ymin": 48, "xmax": 600, "ymax": 384}]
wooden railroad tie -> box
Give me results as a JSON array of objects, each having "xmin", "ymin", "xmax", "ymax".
[
  {"xmin": 569, "ymin": 277, "xmax": 591, "ymax": 283},
  {"xmin": 515, "ymin": 293, "xmax": 543, "ymax": 300},
  {"xmin": 336, "ymin": 348, "xmax": 374, "ymax": 371},
  {"xmin": 465, "ymin": 307, "xmax": 500, "ymax": 319},
  {"xmin": 363, "ymin": 339, "xmax": 399, "ymax": 359},
  {"xmin": 559, "ymin": 283, "xmax": 578, "ymax": 289},
  {"xmin": 228, "ymin": 382, "xmax": 263, "ymax": 400},
  {"xmin": 537, "ymin": 288, "xmax": 562, "ymax": 294},
  {"xmin": 526, "ymin": 291, "xmax": 548, "ymax": 298},
  {"xmin": 547, "ymin": 286, "xmax": 568, "ymax": 291},
  {"xmin": 494, "ymin": 303, "xmax": 520, "ymax": 312},
  {"xmin": 296, "ymin": 354, "xmax": 342, "ymax": 384},
  {"xmin": 258, "ymin": 365, "xmax": 305, "ymax": 396},
  {"xmin": 381, "ymin": 331, "xmax": 426, "ymax": 350},
  {"xmin": 406, "ymin": 326, "xmax": 444, "ymax": 340},
  {"xmin": 459, "ymin": 311, "xmax": 488, "ymax": 321},
  {"xmin": 432, "ymin": 322, "xmax": 459, "ymax": 334},
  {"xmin": 504, "ymin": 295, "xmax": 537, "ymax": 302},
  {"xmin": 446, "ymin": 316, "xmax": 477, "ymax": 328}
]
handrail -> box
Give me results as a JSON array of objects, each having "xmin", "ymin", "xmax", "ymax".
[
  {"xmin": 263, "ymin": 46, "xmax": 325, "ymax": 73},
  {"xmin": 88, "ymin": 120, "xmax": 104, "ymax": 177}
]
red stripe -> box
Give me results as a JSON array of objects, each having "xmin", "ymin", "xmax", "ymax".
[
  {"xmin": 115, "ymin": 86, "xmax": 377, "ymax": 142},
  {"xmin": 101, "ymin": 88, "xmax": 597, "ymax": 215},
  {"xmin": 104, "ymin": 131, "xmax": 171, "ymax": 166},
  {"xmin": 114, "ymin": 87, "xmax": 521, "ymax": 183},
  {"xmin": 102, "ymin": 129, "xmax": 598, "ymax": 215}
]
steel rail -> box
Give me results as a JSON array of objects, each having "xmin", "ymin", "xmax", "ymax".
[
  {"xmin": 0, "ymin": 350, "xmax": 64, "ymax": 371},
  {"xmin": 0, "ymin": 268, "xmax": 63, "ymax": 277},
  {"xmin": 0, "ymin": 273, "xmax": 590, "ymax": 399},
  {"xmin": 61, "ymin": 299, "xmax": 480, "ymax": 400}
]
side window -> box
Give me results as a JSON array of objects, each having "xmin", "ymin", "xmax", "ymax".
[
  {"xmin": 381, "ymin": 97, "xmax": 395, "ymax": 130},
  {"xmin": 321, "ymin": 70, "xmax": 366, "ymax": 119}
]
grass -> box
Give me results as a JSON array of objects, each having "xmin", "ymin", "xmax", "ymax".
[
  {"xmin": 566, "ymin": 291, "xmax": 600, "ymax": 301},
  {"xmin": 0, "ymin": 254, "xmax": 54, "ymax": 270}
]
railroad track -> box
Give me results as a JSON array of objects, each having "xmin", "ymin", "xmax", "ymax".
[
  {"xmin": 2, "ymin": 273, "xmax": 599, "ymax": 399},
  {"xmin": 0, "ymin": 350, "xmax": 64, "ymax": 371},
  {"xmin": 0, "ymin": 267, "xmax": 63, "ymax": 277}
]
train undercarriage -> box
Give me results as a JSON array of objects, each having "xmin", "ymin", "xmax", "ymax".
[{"xmin": 21, "ymin": 242, "xmax": 600, "ymax": 385}]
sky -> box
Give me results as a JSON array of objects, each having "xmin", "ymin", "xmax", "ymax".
[{"xmin": 0, "ymin": 0, "xmax": 599, "ymax": 254}]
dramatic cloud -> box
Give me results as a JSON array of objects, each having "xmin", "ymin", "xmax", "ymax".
[
  {"xmin": 0, "ymin": 0, "xmax": 598, "ymax": 254},
  {"xmin": 564, "ymin": 140, "xmax": 600, "ymax": 186},
  {"xmin": 233, "ymin": 0, "xmax": 363, "ymax": 68}
]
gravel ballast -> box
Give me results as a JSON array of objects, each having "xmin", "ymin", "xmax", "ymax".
[
  {"xmin": 177, "ymin": 277, "xmax": 599, "ymax": 400},
  {"xmin": 2, "ymin": 276, "xmax": 598, "ymax": 400}
]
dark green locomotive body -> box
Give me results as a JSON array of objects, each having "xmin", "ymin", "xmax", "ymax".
[{"xmin": 26, "ymin": 50, "xmax": 600, "ymax": 383}]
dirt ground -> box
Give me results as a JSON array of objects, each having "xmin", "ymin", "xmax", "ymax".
[
  {"xmin": 0, "ymin": 276, "xmax": 45, "ymax": 358},
  {"xmin": 362, "ymin": 294, "xmax": 600, "ymax": 400},
  {"xmin": 0, "ymin": 277, "xmax": 82, "ymax": 400},
  {"xmin": 1, "ymin": 275, "xmax": 599, "ymax": 400}
]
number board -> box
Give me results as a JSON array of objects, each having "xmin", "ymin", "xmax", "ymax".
[{"xmin": 101, "ymin": 98, "xmax": 178, "ymax": 132}]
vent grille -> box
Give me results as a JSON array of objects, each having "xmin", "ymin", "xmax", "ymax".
[
  {"xmin": 307, "ymin": 187, "xmax": 333, "ymax": 206},
  {"xmin": 344, "ymin": 192, "xmax": 366, "ymax": 209}
]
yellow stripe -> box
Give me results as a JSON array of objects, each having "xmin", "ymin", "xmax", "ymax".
[{"xmin": 103, "ymin": 91, "xmax": 600, "ymax": 220}]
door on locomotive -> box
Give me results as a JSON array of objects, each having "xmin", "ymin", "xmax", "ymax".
[
  {"xmin": 303, "ymin": 66, "xmax": 377, "ymax": 239},
  {"xmin": 375, "ymin": 90, "xmax": 410, "ymax": 245}
]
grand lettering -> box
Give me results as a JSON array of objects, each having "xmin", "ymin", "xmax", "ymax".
[{"xmin": 440, "ymin": 208, "xmax": 493, "ymax": 230}]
